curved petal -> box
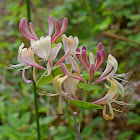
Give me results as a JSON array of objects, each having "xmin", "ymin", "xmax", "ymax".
[
  {"xmin": 112, "ymin": 78, "xmax": 125, "ymax": 96},
  {"xmin": 61, "ymin": 63, "xmax": 86, "ymax": 82},
  {"xmin": 53, "ymin": 74, "xmax": 68, "ymax": 94},
  {"xmin": 49, "ymin": 43, "xmax": 62, "ymax": 65},
  {"xmin": 22, "ymin": 47, "xmax": 46, "ymax": 70},
  {"xmin": 22, "ymin": 67, "xmax": 31, "ymax": 83},
  {"xmin": 46, "ymin": 60, "xmax": 51, "ymax": 76},
  {"xmin": 63, "ymin": 77, "xmax": 79, "ymax": 100}
]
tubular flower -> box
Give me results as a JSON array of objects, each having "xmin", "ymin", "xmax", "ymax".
[
  {"xmin": 94, "ymin": 54, "xmax": 127, "ymax": 96},
  {"xmin": 63, "ymin": 76, "xmax": 79, "ymax": 100},
  {"xmin": 53, "ymin": 74, "xmax": 74, "ymax": 114},
  {"xmin": 10, "ymin": 43, "xmax": 46, "ymax": 83},
  {"xmin": 92, "ymin": 78, "xmax": 131, "ymax": 120},
  {"xmin": 31, "ymin": 36, "xmax": 62, "ymax": 76},
  {"xmin": 61, "ymin": 63, "xmax": 86, "ymax": 82},
  {"xmin": 76, "ymin": 42, "xmax": 106, "ymax": 71},
  {"xmin": 55, "ymin": 34, "xmax": 79, "ymax": 66},
  {"xmin": 76, "ymin": 43, "xmax": 106, "ymax": 83},
  {"xmin": 20, "ymin": 15, "xmax": 68, "ymax": 75},
  {"xmin": 19, "ymin": 15, "xmax": 68, "ymax": 43}
]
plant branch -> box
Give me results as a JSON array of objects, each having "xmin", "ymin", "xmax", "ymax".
[
  {"xmin": 65, "ymin": 99, "xmax": 81, "ymax": 140},
  {"xmin": 26, "ymin": 0, "xmax": 41, "ymax": 140},
  {"xmin": 79, "ymin": 92, "xmax": 88, "ymax": 132},
  {"xmin": 102, "ymin": 31, "xmax": 140, "ymax": 46}
]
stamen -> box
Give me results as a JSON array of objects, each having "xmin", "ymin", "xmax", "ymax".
[
  {"xmin": 115, "ymin": 77, "xmax": 130, "ymax": 83},
  {"xmin": 110, "ymin": 99, "xmax": 132, "ymax": 105},
  {"xmin": 114, "ymin": 73, "xmax": 129, "ymax": 78},
  {"xmin": 112, "ymin": 108, "xmax": 122, "ymax": 112}
]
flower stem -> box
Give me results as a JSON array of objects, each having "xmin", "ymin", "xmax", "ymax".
[
  {"xmin": 25, "ymin": 0, "xmax": 41, "ymax": 140},
  {"xmin": 79, "ymin": 92, "xmax": 88, "ymax": 132},
  {"xmin": 65, "ymin": 99, "xmax": 81, "ymax": 140}
]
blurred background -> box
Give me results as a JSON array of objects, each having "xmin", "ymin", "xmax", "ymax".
[{"xmin": 0, "ymin": 0, "xmax": 140, "ymax": 140}]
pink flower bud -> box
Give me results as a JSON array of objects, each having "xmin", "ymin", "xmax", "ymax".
[
  {"xmin": 82, "ymin": 48, "xmax": 89, "ymax": 68},
  {"xmin": 95, "ymin": 52, "xmax": 101, "ymax": 70},
  {"xmin": 97, "ymin": 42, "xmax": 103, "ymax": 52},
  {"xmin": 48, "ymin": 15, "xmax": 54, "ymax": 36},
  {"xmin": 88, "ymin": 64, "xmax": 95, "ymax": 83}
]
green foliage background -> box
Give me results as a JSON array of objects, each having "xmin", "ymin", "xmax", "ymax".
[{"xmin": 0, "ymin": 0, "xmax": 140, "ymax": 140}]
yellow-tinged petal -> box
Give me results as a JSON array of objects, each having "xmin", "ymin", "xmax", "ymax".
[
  {"xmin": 106, "ymin": 77, "xmax": 119, "ymax": 100},
  {"xmin": 103, "ymin": 102, "xmax": 114, "ymax": 120},
  {"xmin": 53, "ymin": 74, "xmax": 68, "ymax": 95},
  {"xmin": 58, "ymin": 96, "xmax": 63, "ymax": 114}
]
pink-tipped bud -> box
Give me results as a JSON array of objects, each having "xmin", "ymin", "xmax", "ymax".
[
  {"xmin": 51, "ymin": 19, "xmax": 61, "ymax": 41},
  {"xmin": 97, "ymin": 42, "xmax": 103, "ymax": 52},
  {"xmin": 82, "ymin": 45, "xmax": 86, "ymax": 50},
  {"xmin": 82, "ymin": 49, "xmax": 89, "ymax": 68},
  {"xmin": 76, "ymin": 47, "xmax": 80, "ymax": 52},
  {"xmin": 48, "ymin": 15, "xmax": 54, "ymax": 36},
  {"xmin": 95, "ymin": 52, "xmax": 101, "ymax": 69},
  {"xmin": 19, "ymin": 17, "xmax": 38, "ymax": 41},
  {"xmin": 101, "ymin": 49, "xmax": 106, "ymax": 61},
  {"xmin": 29, "ymin": 22, "xmax": 38, "ymax": 40},
  {"xmin": 51, "ymin": 17, "xmax": 68, "ymax": 43},
  {"xmin": 76, "ymin": 48, "xmax": 89, "ymax": 70},
  {"xmin": 95, "ymin": 49, "xmax": 106, "ymax": 71},
  {"xmin": 60, "ymin": 17, "xmax": 68, "ymax": 34},
  {"xmin": 88, "ymin": 64, "xmax": 95, "ymax": 83}
]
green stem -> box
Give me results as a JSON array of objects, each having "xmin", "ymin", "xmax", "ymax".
[
  {"xmin": 33, "ymin": 79, "xmax": 41, "ymax": 140},
  {"xmin": 65, "ymin": 99, "xmax": 81, "ymax": 140},
  {"xmin": 25, "ymin": 0, "xmax": 41, "ymax": 140},
  {"xmin": 79, "ymin": 92, "xmax": 88, "ymax": 132}
]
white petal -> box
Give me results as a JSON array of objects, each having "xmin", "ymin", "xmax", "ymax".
[
  {"xmin": 31, "ymin": 36, "xmax": 51, "ymax": 59},
  {"xmin": 18, "ymin": 43, "xmax": 25, "ymax": 54},
  {"xmin": 49, "ymin": 43, "xmax": 62, "ymax": 61}
]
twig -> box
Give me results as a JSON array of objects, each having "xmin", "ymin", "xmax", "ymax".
[{"xmin": 103, "ymin": 31, "xmax": 140, "ymax": 46}]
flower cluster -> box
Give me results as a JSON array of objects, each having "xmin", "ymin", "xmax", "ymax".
[{"xmin": 11, "ymin": 15, "xmax": 130, "ymax": 120}]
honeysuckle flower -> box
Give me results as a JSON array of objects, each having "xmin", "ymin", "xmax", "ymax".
[
  {"xmin": 95, "ymin": 42, "xmax": 106, "ymax": 71},
  {"xmin": 63, "ymin": 76, "xmax": 79, "ymax": 100},
  {"xmin": 19, "ymin": 15, "xmax": 68, "ymax": 43},
  {"xmin": 31, "ymin": 36, "xmax": 62, "ymax": 75},
  {"xmin": 61, "ymin": 63, "xmax": 86, "ymax": 82},
  {"xmin": 19, "ymin": 17, "xmax": 38, "ymax": 41},
  {"xmin": 76, "ymin": 42, "xmax": 106, "ymax": 72},
  {"xmin": 10, "ymin": 43, "xmax": 46, "ymax": 83},
  {"xmin": 20, "ymin": 15, "xmax": 68, "ymax": 76},
  {"xmin": 92, "ymin": 78, "xmax": 131, "ymax": 120},
  {"xmin": 76, "ymin": 44, "xmax": 106, "ymax": 83},
  {"xmin": 40, "ymin": 74, "xmax": 79, "ymax": 114},
  {"xmin": 53, "ymin": 74, "xmax": 74, "ymax": 114},
  {"xmin": 55, "ymin": 34, "xmax": 79, "ymax": 66},
  {"xmin": 94, "ymin": 54, "xmax": 127, "ymax": 96}
]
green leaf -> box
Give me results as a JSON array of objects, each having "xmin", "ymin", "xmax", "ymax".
[
  {"xmin": 36, "ymin": 64, "xmax": 71, "ymax": 86},
  {"xmin": 69, "ymin": 100, "xmax": 103, "ymax": 109},
  {"xmin": 77, "ymin": 83, "xmax": 102, "ymax": 91},
  {"xmin": 36, "ymin": 74, "xmax": 54, "ymax": 86}
]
